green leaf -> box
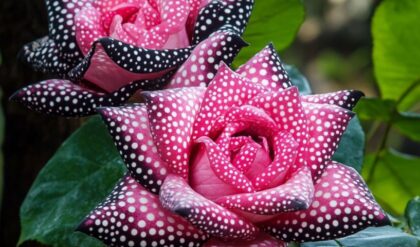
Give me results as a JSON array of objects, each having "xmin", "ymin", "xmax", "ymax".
[
  {"xmin": 363, "ymin": 149, "xmax": 420, "ymax": 215},
  {"xmin": 354, "ymin": 98, "xmax": 395, "ymax": 122},
  {"xmin": 285, "ymin": 64, "xmax": 312, "ymax": 95},
  {"xmin": 354, "ymin": 98, "xmax": 420, "ymax": 142},
  {"xmin": 235, "ymin": 0, "xmax": 305, "ymax": 64},
  {"xmin": 394, "ymin": 112, "xmax": 420, "ymax": 142},
  {"xmin": 406, "ymin": 197, "xmax": 420, "ymax": 236},
  {"xmin": 302, "ymin": 226, "xmax": 420, "ymax": 247},
  {"xmin": 332, "ymin": 117, "xmax": 365, "ymax": 172},
  {"xmin": 372, "ymin": 0, "xmax": 420, "ymax": 110},
  {"xmin": 19, "ymin": 117, "xmax": 126, "ymax": 247}
]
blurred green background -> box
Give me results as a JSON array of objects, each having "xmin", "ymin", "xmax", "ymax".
[{"xmin": 0, "ymin": 0, "xmax": 419, "ymax": 246}]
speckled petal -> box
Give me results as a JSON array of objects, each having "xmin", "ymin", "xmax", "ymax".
[
  {"xmin": 160, "ymin": 174, "xmax": 258, "ymax": 241},
  {"xmin": 204, "ymin": 233, "xmax": 286, "ymax": 247},
  {"xmin": 302, "ymin": 102, "xmax": 354, "ymax": 180},
  {"xmin": 301, "ymin": 90, "xmax": 364, "ymax": 110},
  {"xmin": 192, "ymin": 0, "xmax": 254, "ymax": 44},
  {"xmin": 19, "ymin": 0, "xmax": 87, "ymax": 76},
  {"xmin": 192, "ymin": 63, "xmax": 267, "ymax": 140},
  {"xmin": 78, "ymin": 174, "xmax": 208, "ymax": 246},
  {"xmin": 247, "ymin": 87, "xmax": 309, "ymax": 170},
  {"xmin": 98, "ymin": 105, "xmax": 168, "ymax": 194},
  {"xmin": 218, "ymin": 167, "xmax": 314, "ymax": 216},
  {"xmin": 236, "ymin": 43, "xmax": 292, "ymax": 91},
  {"xmin": 67, "ymin": 38, "xmax": 193, "ymax": 93},
  {"xmin": 252, "ymin": 132, "xmax": 299, "ymax": 190},
  {"xmin": 10, "ymin": 72, "xmax": 174, "ymax": 117},
  {"xmin": 196, "ymin": 136, "xmax": 255, "ymax": 193},
  {"xmin": 142, "ymin": 87, "xmax": 206, "ymax": 179},
  {"xmin": 263, "ymin": 161, "xmax": 390, "ymax": 242},
  {"xmin": 167, "ymin": 31, "xmax": 248, "ymax": 89}
]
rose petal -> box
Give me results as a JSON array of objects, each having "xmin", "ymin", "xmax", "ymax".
[
  {"xmin": 10, "ymin": 72, "xmax": 174, "ymax": 117},
  {"xmin": 192, "ymin": 0, "xmax": 254, "ymax": 44},
  {"xmin": 75, "ymin": 6, "xmax": 107, "ymax": 55},
  {"xmin": 302, "ymin": 102, "xmax": 354, "ymax": 180},
  {"xmin": 263, "ymin": 161, "xmax": 390, "ymax": 242},
  {"xmin": 204, "ymin": 233, "xmax": 286, "ymax": 247},
  {"xmin": 252, "ymin": 132, "xmax": 299, "ymax": 190},
  {"xmin": 67, "ymin": 38, "xmax": 193, "ymax": 93},
  {"xmin": 160, "ymin": 174, "xmax": 258, "ymax": 241},
  {"xmin": 236, "ymin": 43, "xmax": 292, "ymax": 91},
  {"xmin": 167, "ymin": 31, "xmax": 248, "ymax": 89},
  {"xmin": 191, "ymin": 63, "xmax": 267, "ymax": 140},
  {"xmin": 231, "ymin": 142, "xmax": 260, "ymax": 173},
  {"xmin": 301, "ymin": 90, "xmax": 364, "ymax": 110},
  {"xmin": 98, "ymin": 105, "xmax": 169, "ymax": 193},
  {"xmin": 247, "ymin": 87, "xmax": 309, "ymax": 170},
  {"xmin": 218, "ymin": 167, "xmax": 314, "ymax": 216},
  {"xmin": 20, "ymin": 0, "xmax": 88, "ymax": 75},
  {"xmin": 78, "ymin": 174, "xmax": 208, "ymax": 246},
  {"xmin": 196, "ymin": 137, "xmax": 255, "ymax": 193},
  {"xmin": 142, "ymin": 87, "xmax": 206, "ymax": 178}
]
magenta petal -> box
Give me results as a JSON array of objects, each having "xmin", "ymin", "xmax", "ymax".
[
  {"xmin": 301, "ymin": 90, "xmax": 364, "ymax": 110},
  {"xmin": 247, "ymin": 87, "xmax": 309, "ymax": 169},
  {"xmin": 75, "ymin": 6, "xmax": 106, "ymax": 55},
  {"xmin": 67, "ymin": 38, "xmax": 193, "ymax": 92},
  {"xmin": 252, "ymin": 132, "xmax": 299, "ymax": 190},
  {"xmin": 232, "ymin": 142, "xmax": 259, "ymax": 173},
  {"xmin": 167, "ymin": 31, "xmax": 248, "ymax": 89},
  {"xmin": 192, "ymin": 63, "xmax": 267, "ymax": 140},
  {"xmin": 191, "ymin": 0, "xmax": 255, "ymax": 44},
  {"xmin": 302, "ymin": 102, "xmax": 354, "ymax": 180},
  {"xmin": 196, "ymin": 137, "xmax": 255, "ymax": 193},
  {"xmin": 78, "ymin": 174, "xmax": 208, "ymax": 246},
  {"xmin": 20, "ymin": 0, "xmax": 89, "ymax": 76},
  {"xmin": 217, "ymin": 167, "xmax": 314, "ymax": 216},
  {"xmin": 142, "ymin": 87, "xmax": 206, "ymax": 179},
  {"xmin": 204, "ymin": 233, "xmax": 286, "ymax": 247},
  {"xmin": 236, "ymin": 43, "xmax": 292, "ymax": 91},
  {"xmin": 263, "ymin": 161, "xmax": 390, "ymax": 242},
  {"xmin": 160, "ymin": 175, "xmax": 258, "ymax": 241},
  {"xmin": 98, "ymin": 105, "xmax": 168, "ymax": 193},
  {"xmin": 10, "ymin": 74, "xmax": 173, "ymax": 117}
]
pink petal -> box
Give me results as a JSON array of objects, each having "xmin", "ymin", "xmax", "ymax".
[
  {"xmin": 247, "ymin": 87, "xmax": 309, "ymax": 170},
  {"xmin": 204, "ymin": 233, "xmax": 286, "ymax": 247},
  {"xmin": 98, "ymin": 105, "xmax": 169, "ymax": 193},
  {"xmin": 160, "ymin": 175, "xmax": 258, "ymax": 241},
  {"xmin": 191, "ymin": 63, "xmax": 267, "ymax": 140},
  {"xmin": 142, "ymin": 87, "xmax": 206, "ymax": 179},
  {"xmin": 186, "ymin": 0, "xmax": 211, "ymax": 36},
  {"xmin": 231, "ymin": 142, "xmax": 260, "ymax": 173},
  {"xmin": 190, "ymin": 144, "xmax": 240, "ymax": 200},
  {"xmin": 302, "ymin": 102, "xmax": 354, "ymax": 180},
  {"xmin": 167, "ymin": 32, "xmax": 248, "ymax": 89},
  {"xmin": 301, "ymin": 90, "xmax": 364, "ymax": 110},
  {"xmin": 217, "ymin": 167, "xmax": 314, "ymax": 216},
  {"xmin": 75, "ymin": 6, "xmax": 108, "ymax": 55},
  {"xmin": 191, "ymin": 0, "xmax": 255, "ymax": 44},
  {"xmin": 78, "ymin": 174, "xmax": 208, "ymax": 246},
  {"xmin": 252, "ymin": 132, "xmax": 299, "ymax": 190},
  {"xmin": 196, "ymin": 137, "xmax": 255, "ymax": 193},
  {"xmin": 67, "ymin": 38, "xmax": 192, "ymax": 93},
  {"xmin": 263, "ymin": 161, "xmax": 390, "ymax": 242},
  {"xmin": 236, "ymin": 43, "xmax": 292, "ymax": 91},
  {"xmin": 11, "ymin": 73, "xmax": 174, "ymax": 117}
]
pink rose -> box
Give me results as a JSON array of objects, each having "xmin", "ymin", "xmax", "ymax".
[
  {"xmin": 11, "ymin": 0, "xmax": 253, "ymax": 116},
  {"xmin": 78, "ymin": 45, "xmax": 389, "ymax": 246}
]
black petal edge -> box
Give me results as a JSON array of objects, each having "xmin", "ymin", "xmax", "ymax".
[
  {"xmin": 10, "ymin": 71, "xmax": 175, "ymax": 117},
  {"xmin": 192, "ymin": 0, "xmax": 255, "ymax": 45}
]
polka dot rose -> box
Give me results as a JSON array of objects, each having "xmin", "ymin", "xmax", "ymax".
[
  {"xmin": 11, "ymin": 0, "xmax": 253, "ymax": 116},
  {"xmin": 77, "ymin": 45, "xmax": 390, "ymax": 246}
]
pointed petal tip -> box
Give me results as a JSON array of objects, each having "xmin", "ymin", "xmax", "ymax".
[{"xmin": 9, "ymin": 89, "xmax": 23, "ymax": 102}]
